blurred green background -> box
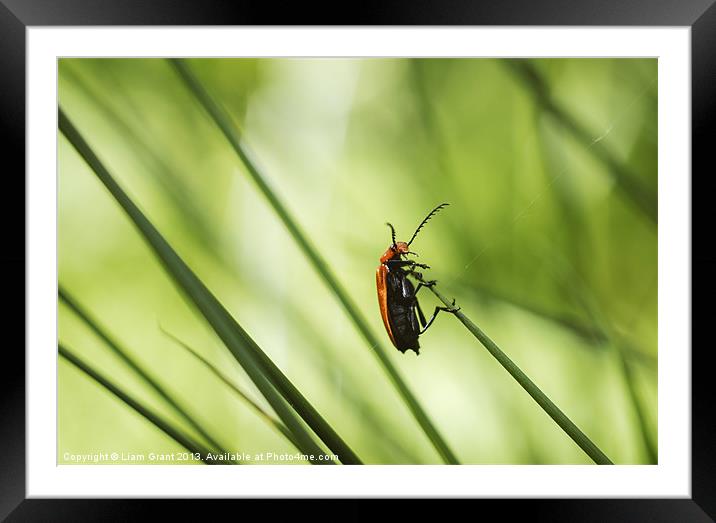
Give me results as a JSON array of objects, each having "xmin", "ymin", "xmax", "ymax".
[{"xmin": 58, "ymin": 58, "xmax": 657, "ymax": 465}]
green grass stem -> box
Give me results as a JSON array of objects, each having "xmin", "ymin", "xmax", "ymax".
[
  {"xmin": 59, "ymin": 285, "xmax": 229, "ymax": 455},
  {"xmin": 455, "ymin": 281, "xmax": 656, "ymax": 369},
  {"xmin": 61, "ymin": 64, "xmax": 229, "ymax": 267},
  {"xmin": 160, "ymin": 327, "xmax": 304, "ymax": 453},
  {"xmin": 59, "ymin": 343, "xmax": 222, "ymax": 464},
  {"xmin": 427, "ymin": 284, "xmax": 613, "ymax": 465},
  {"xmin": 554, "ymin": 262, "xmax": 657, "ymax": 464},
  {"xmin": 614, "ymin": 343, "xmax": 658, "ymax": 463},
  {"xmin": 59, "ymin": 107, "xmax": 357, "ymax": 465},
  {"xmin": 169, "ymin": 58, "xmax": 459, "ymax": 465},
  {"xmin": 505, "ymin": 60, "xmax": 657, "ymax": 225}
]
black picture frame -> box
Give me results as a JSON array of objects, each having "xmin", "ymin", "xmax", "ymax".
[{"xmin": 3, "ymin": 1, "xmax": 713, "ymax": 519}]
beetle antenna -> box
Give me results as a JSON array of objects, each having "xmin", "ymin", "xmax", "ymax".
[
  {"xmin": 386, "ymin": 222, "xmax": 397, "ymax": 247},
  {"xmin": 407, "ymin": 203, "xmax": 449, "ymax": 246}
]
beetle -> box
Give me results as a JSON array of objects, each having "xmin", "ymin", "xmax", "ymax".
[{"xmin": 376, "ymin": 203, "xmax": 459, "ymax": 354}]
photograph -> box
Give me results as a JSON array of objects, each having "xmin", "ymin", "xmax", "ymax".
[{"xmin": 57, "ymin": 57, "xmax": 658, "ymax": 466}]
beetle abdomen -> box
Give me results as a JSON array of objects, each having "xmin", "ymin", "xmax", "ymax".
[
  {"xmin": 383, "ymin": 269, "xmax": 420, "ymax": 353},
  {"xmin": 387, "ymin": 302, "xmax": 420, "ymax": 353}
]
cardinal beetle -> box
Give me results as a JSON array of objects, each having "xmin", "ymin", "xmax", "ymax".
[{"xmin": 376, "ymin": 203, "xmax": 459, "ymax": 354}]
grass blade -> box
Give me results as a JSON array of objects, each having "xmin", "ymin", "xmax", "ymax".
[
  {"xmin": 59, "ymin": 107, "xmax": 356, "ymax": 464},
  {"xmin": 169, "ymin": 58, "xmax": 459, "ymax": 464},
  {"xmin": 59, "ymin": 343, "xmax": 223, "ymax": 464},
  {"xmin": 614, "ymin": 344, "xmax": 658, "ymax": 463},
  {"xmin": 555, "ymin": 265, "xmax": 658, "ymax": 464},
  {"xmin": 408, "ymin": 60, "xmax": 453, "ymax": 183},
  {"xmin": 60, "ymin": 63, "xmax": 230, "ymax": 268},
  {"xmin": 59, "ymin": 285, "xmax": 229, "ymax": 455},
  {"xmin": 160, "ymin": 327, "xmax": 304, "ymax": 453},
  {"xmin": 455, "ymin": 281, "xmax": 656, "ymax": 369},
  {"xmin": 426, "ymin": 283, "xmax": 613, "ymax": 465},
  {"xmin": 504, "ymin": 60, "xmax": 657, "ymax": 225}
]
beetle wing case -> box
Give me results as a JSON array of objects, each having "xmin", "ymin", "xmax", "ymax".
[
  {"xmin": 385, "ymin": 270, "xmax": 421, "ymax": 354},
  {"xmin": 376, "ymin": 264, "xmax": 397, "ymax": 347},
  {"xmin": 376, "ymin": 265, "xmax": 420, "ymax": 354}
]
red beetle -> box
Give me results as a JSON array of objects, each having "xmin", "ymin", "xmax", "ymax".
[{"xmin": 376, "ymin": 203, "xmax": 458, "ymax": 354}]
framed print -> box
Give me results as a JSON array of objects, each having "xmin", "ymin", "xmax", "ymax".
[{"xmin": 4, "ymin": 0, "xmax": 714, "ymax": 519}]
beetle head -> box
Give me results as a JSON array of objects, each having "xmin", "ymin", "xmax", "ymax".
[
  {"xmin": 381, "ymin": 224, "xmax": 415, "ymax": 262},
  {"xmin": 394, "ymin": 241, "xmax": 410, "ymax": 255},
  {"xmin": 385, "ymin": 224, "xmax": 411, "ymax": 253}
]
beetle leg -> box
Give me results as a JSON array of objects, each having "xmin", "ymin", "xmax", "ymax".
[
  {"xmin": 414, "ymin": 298, "xmax": 428, "ymax": 328},
  {"xmin": 385, "ymin": 259, "xmax": 411, "ymax": 267},
  {"xmin": 413, "ymin": 279, "xmax": 438, "ymax": 296},
  {"xmin": 446, "ymin": 297, "xmax": 460, "ymax": 313},
  {"xmin": 418, "ymin": 302, "xmax": 461, "ymax": 335},
  {"xmin": 404, "ymin": 269, "xmax": 423, "ymax": 282},
  {"xmin": 385, "ymin": 260, "xmax": 430, "ymax": 271},
  {"xmin": 410, "ymin": 271, "xmax": 437, "ymax": 285}
]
